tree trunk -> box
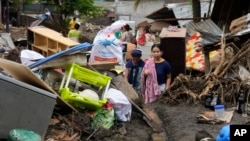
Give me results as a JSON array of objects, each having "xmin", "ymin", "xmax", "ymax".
[{"xmin": 192, "ymin": 0, "xmax": 201, "ymax": 23}]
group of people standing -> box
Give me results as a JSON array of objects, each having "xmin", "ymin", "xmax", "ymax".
[
  {"xmin": 68, "ymin": 17, "xmax": 82, "ymax": 42},
  {"xmin": 121, "ymin": 24, "xmax": 172, "ymax": 104},
  {"xmin": 66, "ymin": 19, "xmax": 172, "ymax": 104}
]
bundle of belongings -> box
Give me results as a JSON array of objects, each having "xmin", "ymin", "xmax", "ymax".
[
  {"xmin": 196, "ymin": 110, "xmax": 234, "ymax": 125},
  {"xmin": 196, "ymin": 111, "xmax": 225, "ymax": 124}
]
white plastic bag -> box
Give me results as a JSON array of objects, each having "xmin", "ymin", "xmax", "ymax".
[
  {"xmin": 238, "ymin": 65, "xmax": 250, "ymax": 85},
  {"xmin": 105, "ymin": 88, "xmax": 132, "ymax": 122},
  {"xmin": 89, "ymin": 20, "xmax": 126, "ymax": 64},
  {"xmin": 20, "ymin": 50, "xmax": 44, "ymax": 67}
]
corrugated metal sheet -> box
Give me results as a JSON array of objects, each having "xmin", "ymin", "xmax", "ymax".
[
  {"xmin": 171, "ymin": 0, "xmax": 215, "ymax": 27},
  {"xmin": 185, "ymin": 19, "xmax": 222, "ymax": 46},
  {"xmin": 185, "ymin": 19, "xmax": 222, "ymax": 36}
]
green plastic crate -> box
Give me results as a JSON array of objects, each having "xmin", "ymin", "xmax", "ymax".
[
  {"xmin": 60, "ymin": 88, "xmax": 107, "ymax": 110},
  {"xmin": 59, "ymin": 63, "xmax": 112, "ymax": 110},
  {"xmin": 65, "ymin": 63, "xmax": 112, "ymax": 89}
]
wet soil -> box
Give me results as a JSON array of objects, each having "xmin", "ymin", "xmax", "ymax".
[{"xmin": 5, "ymin": 26, "xmax": 250, "ymax": 141}]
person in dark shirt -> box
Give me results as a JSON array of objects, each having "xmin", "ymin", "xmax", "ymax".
[
  {"xmin": 125, "ymin": 49, "xmax": 145, "ymax": 94},
  {"xmin": 144, "ymin": 44, "xmax": 171, "ymax": 93}
]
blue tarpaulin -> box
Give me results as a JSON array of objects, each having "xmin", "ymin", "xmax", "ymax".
[{"xmin": 28, "ymin": 42, "xmax": 93, "ymax": 69}]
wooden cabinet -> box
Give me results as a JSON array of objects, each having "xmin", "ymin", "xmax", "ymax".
[
  {"xmin": 27, "ymin": 26, "xmax": 79, "ymax": 56},
  {"xmin": 159, "ymin": 28, "xmax": 187, "ymax": 81}
]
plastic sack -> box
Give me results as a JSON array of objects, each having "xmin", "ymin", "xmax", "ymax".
[
  {"xmin": 91, "ymin": 102, "xmax": 115, "ymax": 129},
  {"xmin": 238, "ymin": 65, "xmax": 250, "ymax": 85},
  {"xmin": 105, "ymin": 88, "xmax": 132, "ymax": 122},
  {"xmin": 20, "ymin": 50, "xmax": 44, "ymax": 67},
  {"xmin": 8, "ymin": 129, "xmax": 42, "ymax": 141},
  {"xmin": 89, "ymin": 20, "xmax": 126, "ymax": 64}
]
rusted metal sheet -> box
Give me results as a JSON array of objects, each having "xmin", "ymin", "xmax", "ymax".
[{"xmin": 185, "ymin": 19, "xmax": 222, "ymax": 36}]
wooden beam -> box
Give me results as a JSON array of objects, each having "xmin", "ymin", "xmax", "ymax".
[{"xmin": 156, "ymin": 17, "xmax": 209, "ymax": 21}]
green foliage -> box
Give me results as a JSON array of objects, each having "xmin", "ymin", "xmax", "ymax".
[
  {"xmin": 59, "ymin": 0, "xmax": 104, "ymax": 20},
  {"xmin": 11, "ymin": 0, "xmax": 19, "ymax": 8},
  {"xmin": 24, "ymin": 0, "xmax": 35, "ymax": 4},
  {"xmin": 62, "ymin": 18, "xmax": 70, "ymax": 28}
]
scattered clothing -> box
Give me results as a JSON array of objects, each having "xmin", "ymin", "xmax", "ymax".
[{"xmin": 141, "ymin": 58, "xmax": 160, "ymax": 104}]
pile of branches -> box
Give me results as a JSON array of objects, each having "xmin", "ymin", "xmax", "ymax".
[{"xmin": 161, "ymin": 35, "xmax": 250, "ymax": 106}]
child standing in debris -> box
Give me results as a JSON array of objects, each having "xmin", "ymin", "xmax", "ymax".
[
  {"xmin": 125, "ymin": 49, "xmax": 145, "ymax": 94},
  {"xmin": 68, "ymin": 23, "xmax": 82, "ymax": 42},
  {"xmin": 141, "ymin": 44, "xmax": 171, "ymax": 104},
  {"xmin": 69, "ymin": 17, "xmax": 77, "ymax": 30}
]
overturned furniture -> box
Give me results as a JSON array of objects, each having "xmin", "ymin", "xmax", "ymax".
[{"xmin": 27, "ymin": 26, "xmax": 79, "ymax": 56}]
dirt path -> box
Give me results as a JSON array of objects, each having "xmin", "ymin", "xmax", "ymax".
[{"xmin": 154, "ymin": 102, "xmax": 249, "ymax": 141}]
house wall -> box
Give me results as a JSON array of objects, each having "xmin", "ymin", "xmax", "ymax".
[
  {"xmin": 95, "ymin": 0, "xmax": 212, "ymax": 27},
  {"xmin": 115, "ymin": 1, "xmax": 165, "ymax": 24},
  {"xmin": 95, "ymin": 1, "xmax": 184, "ymax": 25}
]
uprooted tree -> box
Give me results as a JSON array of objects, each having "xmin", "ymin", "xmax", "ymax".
[{"xmin": 160, "ymin": 34, "xmax": 250, "ymax": 107}]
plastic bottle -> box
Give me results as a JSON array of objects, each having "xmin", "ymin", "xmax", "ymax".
[
  {"xmin": 210, "ymin": 94, "xmax": 218, "ymax": 107},
  {"xmin": 205, "ymin": 90, "xmax": 212, "ymax": 108},
  {"xmin": 8, "ymin": 129, "xmax": 42, "ymax": 141},
  {"xmin": 237, "ymin": 89, "xmax": 246, "ymax": 115},
  {"xmin": 242, "ymin": 103, "xmax": 247, "ymax": 117}
]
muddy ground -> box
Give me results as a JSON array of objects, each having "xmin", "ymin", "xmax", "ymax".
[
  {"xmin": 3, "ymin": 26, "xmax": 250, "ymax": 141},
  {"xmin": 44, "ymin": 100, "xmax": 249, "ymax": 141}
]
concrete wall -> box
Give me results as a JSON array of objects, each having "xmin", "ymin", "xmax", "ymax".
[
  {"xmin": 115, "ymin": 1, "xmax": 166, "ymax": 25},
  {"xmin": 95, "ymin": 1, "xmax": 169, "ymax": 25}
]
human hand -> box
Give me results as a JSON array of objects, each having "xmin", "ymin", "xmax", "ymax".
[{"xmin": 144, "ymin": 69, "xmax": 150, "ymax": 76}]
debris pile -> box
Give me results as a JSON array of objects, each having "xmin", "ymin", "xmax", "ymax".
[{"xmin": 162, "ymin": 37, "xmax": 250, "ymax": 113}]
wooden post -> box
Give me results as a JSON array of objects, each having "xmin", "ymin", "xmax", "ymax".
[
  {"xmin": 6, "ymin": 0, "xmax": 9, "ymax": 32},
  {"xmin": 203, "ymin": 48, "xmax": 210, "ymax": 74}
]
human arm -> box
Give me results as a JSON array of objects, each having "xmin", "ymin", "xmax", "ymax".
[
  {"xmin": 165, "ymin": 73, "xmax": 171, "ymax": 90},
  {"xmin": 162, "ymin": 60, "xmax": 171, "ymax": 90},
  {"xmin": 120, "ymin": 32, "xmax": 126, "ymax": 42},
  {"xmin": 151, "ymin": 34, "xmax": 156, "ymax": 42},
  {"xmin": 136, "ymin": 30, "xmax": 141, "ymax": 41},
  {"xmin": 124, "ymin": 67, "xmax": 129, "ymax": 81}
]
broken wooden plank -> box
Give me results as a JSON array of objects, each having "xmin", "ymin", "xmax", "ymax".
[
  {"xmin": 143, "ymin": 106, "xmax": 163, "ymax": 132},
  {"xmin": 88, "ymin": 61, "xmax": 119, "ymax": 71},
  {"xmin": 143, "ymin": 106, "xmax": 167, "ymax": 141},
  {"xmin": 151, "ymin": 132, "xmax": 167, "ymax": 141},
  {"xmin": 111, "ymin": 74, "xmax": 139, "ymax": 101}
]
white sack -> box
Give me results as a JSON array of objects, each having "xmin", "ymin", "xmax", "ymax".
[
  {"xmin": 105, "ymin": 88, "xmax": 132, "ymax": 122},
  {"xmin": 89, "ymin": 20, "xmax": 126, "ymax": 64},
  {"xmin": 20, "ymin": 49, "xmax": 44, "ymax": 67}
]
